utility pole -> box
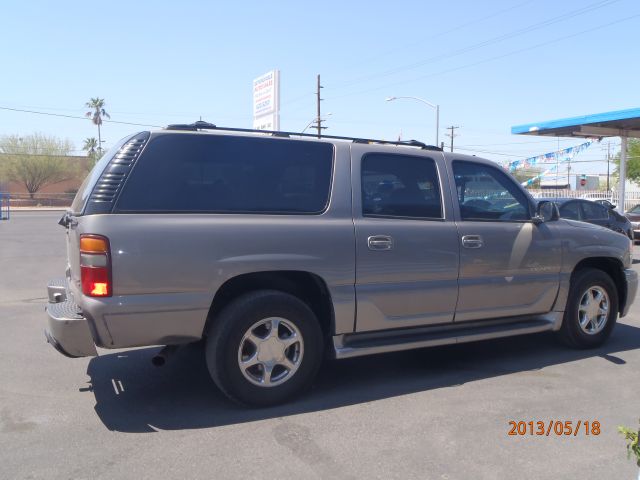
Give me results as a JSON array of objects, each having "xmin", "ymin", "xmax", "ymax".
[
  {"xmin": 315, "ymin": 74, "xmax": 326, "ymax": 138},
  {"xmin": 445, "ymin": 126, "xmax": 459, "ymax": 152}
]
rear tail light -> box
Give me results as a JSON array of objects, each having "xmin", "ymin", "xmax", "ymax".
[{"xmin": 80, "ymin": 234, "xmax": 112, "ymax": 297}]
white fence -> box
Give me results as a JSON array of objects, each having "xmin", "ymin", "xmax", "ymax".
[{"xmin": 527, "ymin": 189, "xmax": 640, "ymax": 212}]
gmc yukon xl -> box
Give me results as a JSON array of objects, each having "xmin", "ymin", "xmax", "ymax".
[{"xmin": 45, "ymin": 122, "xmax": 638, "ymax": 406}]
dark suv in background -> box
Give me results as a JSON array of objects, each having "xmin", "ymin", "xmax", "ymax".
[{"xmin": 539, "ymin": 198, "xmax": 634, "ymax": 241}]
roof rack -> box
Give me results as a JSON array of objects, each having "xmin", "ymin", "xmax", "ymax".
[{"xmin": 164, "ymin": 121, "xmax": 442, "ymax": 151}]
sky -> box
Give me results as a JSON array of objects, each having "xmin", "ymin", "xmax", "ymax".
[{"xmin": 1, "ymin": 0, "xmax": 638, "ymax": 184}]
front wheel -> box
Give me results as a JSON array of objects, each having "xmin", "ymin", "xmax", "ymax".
[
  {"xmin": 206, "ymin": 290, "xmax": 323, "ymax": 407},
  {"xmin": 559, "ymin": 268, "xmax": 618, "ymax": 349}
]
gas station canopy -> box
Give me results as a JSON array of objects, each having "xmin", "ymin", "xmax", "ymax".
[
  {"xmin": 511, "ymin": 107, "xmax": 640, "ymax": 139},
  {"xmin": 511, "ymin": 107, "xmax": 640, "ymax": 211}
]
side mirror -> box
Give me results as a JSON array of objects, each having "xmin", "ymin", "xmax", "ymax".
[{"xmin": 533, "ymin": 200, "xmax": 559, "ymax": 224}]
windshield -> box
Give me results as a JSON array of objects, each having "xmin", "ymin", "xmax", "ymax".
[
  {"xmin": 69, "ymin": 133, "xmax": 138, "ymax": 214},
  {"xmin": 628, "ymin": 205, "xmax": 640, "ymax": 214}
]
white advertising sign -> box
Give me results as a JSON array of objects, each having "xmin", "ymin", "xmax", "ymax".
[
  {"xmin": 253, "ymin": 70, "xmax": 280, "ymax": 130},
  {"xmin": 253, "ymin": 113, "xmax": 278, "ymax": 131}
]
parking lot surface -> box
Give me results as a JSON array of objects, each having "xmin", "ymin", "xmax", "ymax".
[{"xmin": 1, "ymin": 212, "xmax": 639, "ymax": 479}]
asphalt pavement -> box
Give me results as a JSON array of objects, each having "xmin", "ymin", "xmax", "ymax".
[{"xmin": 1, "ymin": 212, "xmax": 639, "ymax": 479}]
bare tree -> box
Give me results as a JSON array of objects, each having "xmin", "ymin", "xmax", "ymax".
[{"xmin": 0, "ymin": 133, "xmax": 76, "ymax": 198}]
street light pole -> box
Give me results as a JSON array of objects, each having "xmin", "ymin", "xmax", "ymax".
[{"xmin": 386, "ymin": 96, "xmax": 440, "ymax": 146}]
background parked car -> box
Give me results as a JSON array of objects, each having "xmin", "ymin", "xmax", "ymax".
[
  {"xmin": 539, "ymin": 198, "xmax": 634, "ymax": 240},
  {"xmin": 625, "ymin": 204, "xmax": 640, "ymax": 240}
]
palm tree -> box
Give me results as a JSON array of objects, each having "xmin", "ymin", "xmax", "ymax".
[
  {"xmin": 82, "ymin": 137, "xmax": 98, "ymax": 155},
  {"xmin": 82, "ymin": 137, "xmax": 99, "ymax": 169},
  {"xmin": 85, "ymin": 98, "xmax": 110, "ymax": 153}
]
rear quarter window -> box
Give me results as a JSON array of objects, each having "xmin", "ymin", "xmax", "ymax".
[
  {"xmin": 70, "ymin": 133, "xmax": 138, "ymax": 214},
  {"xmin": 115, "ymin": 134, "xmax": 334, "ymax": 214}
]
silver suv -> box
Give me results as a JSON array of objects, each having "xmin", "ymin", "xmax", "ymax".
[{"xmin": 46, "ymin": 122, "xmax": 638, "ymax": 406}]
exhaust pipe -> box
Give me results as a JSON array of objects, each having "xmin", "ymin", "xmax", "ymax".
[{"xmin": 152, "ymin": 345, "xmax": 179, "ymax": 367}]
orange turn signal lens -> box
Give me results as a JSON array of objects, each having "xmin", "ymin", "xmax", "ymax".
[{"xmin": 80, "ymin": 235, "xmax": 109, "ymax": 253}]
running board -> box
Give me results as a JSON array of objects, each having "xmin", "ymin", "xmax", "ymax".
[{"xmin": 332, "ymin": 314, "xmax": 562, "ymax": 359}]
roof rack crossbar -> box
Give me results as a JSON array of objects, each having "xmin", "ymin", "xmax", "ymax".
[{"xmin": 164, "ymin": 121, "xmax": 442, "ymax": 151}]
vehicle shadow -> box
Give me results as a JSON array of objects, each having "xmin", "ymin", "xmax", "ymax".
[{"xmin": 85, "ymin": 323, "xmax": 640, "ymax": 433}]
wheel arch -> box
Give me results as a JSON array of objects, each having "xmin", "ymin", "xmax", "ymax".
[
  {"xmin": 571, "ymin": 257, "xmax": 626, "ymax": 315},
  {"xmin": 204, "ymin": 270, "xmax": 335, "ymax": 339}
]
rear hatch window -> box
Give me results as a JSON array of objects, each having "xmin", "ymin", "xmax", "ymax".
[{"xmin": 115, "ymin": 134, "xmax": 334, "ymax": 214}]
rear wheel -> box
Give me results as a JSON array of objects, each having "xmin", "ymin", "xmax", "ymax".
[
  {"xmin": 206, "ymin": 290, "xmax": 323, "ymax": 407},
  {"xmin": 559, "ymin": 268, "xmax": 618, "ymax": 348}
]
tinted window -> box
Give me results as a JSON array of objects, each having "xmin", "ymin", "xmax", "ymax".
[
  {"xmin": 116, "ymin": 134, "xmax": 333, "ymax": 213},
  {"xmin": 559, "ymin": 201, "xmax": 581, "ymax": 220},
  {"xmin": 581, "ymin": 201, "xmax": 608, "ymax": 220},
  {"xmin": 628, "ymin": 205, "xmax": 640, "ymax": 214},
  {"xmin": 361, "ymin": 154, "xmax": 442, "ymax": 219},
  {"xmin": 453, "ymin": 161, "xmax": 530, "ymax": 221}
]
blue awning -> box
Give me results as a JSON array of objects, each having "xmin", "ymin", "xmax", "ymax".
[{"xmin": 511, "ymin": 107, "xmax": 640, "ymax": 138}]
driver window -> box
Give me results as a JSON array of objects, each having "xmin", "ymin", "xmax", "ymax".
[{"xmin": 452, "ymin": 161, "xmax": 530, "ymax": 222}]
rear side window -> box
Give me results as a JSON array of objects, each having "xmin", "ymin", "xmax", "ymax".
[
  {"xmin": 70, "ymin": 133, "xmax": 137, "ymax": 214},
  {"xmin": 559, "ymin": 201, "xmax": 581, "ymax": 220},
  {"xmin": 581, "ymin": 201, "xmax": 608, "ymax": 220},
  {"xmin": 115, "ymin": 134, "xmax": 334, "ymax": 214},
  {"xmin": 361, "ymin": 153, "xmax": 442, "ymax": 219}
]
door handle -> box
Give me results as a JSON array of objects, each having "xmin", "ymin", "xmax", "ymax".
[
  {"xmin": 368, "ymin": 235, "xmax": 393, "ymax": 250},
  {"xmin": 462, "ymin": 235, "xmax": 484, "ymax": 249}
]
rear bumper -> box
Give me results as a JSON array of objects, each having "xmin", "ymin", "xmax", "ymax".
[
  {"xmin": 621, "ymin": 268, "xmax": 638, "ymax": 317},
  {"xmin": 45, "ymin": 280, "xmax": 97, "ymax": 358}
]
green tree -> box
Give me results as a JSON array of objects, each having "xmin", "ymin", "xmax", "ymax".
[
  {"xmin": 82, "ymin": 137, "xmax": 99, "ymax": 170},
  {"xmin": 0, "ymin": 133, "xmax": 76, "ymax": 198},
  {"xmin": 613, "ymin": 138, "xmax": 640, "ymax": 184},
  {"xmin": 511, "ymin": 167, "xmax": 543, "ymax": 189},
  {"xmin": 85, "ymin": 98, "xmax": 110, "ymax": 153}
]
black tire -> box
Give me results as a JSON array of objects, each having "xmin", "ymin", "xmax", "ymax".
[
  {"xmin": 205, "ymin": 290, "xmax": 323, "ymax": 407},
  {"xmin": 559, "ymin": 268, "xmax": 618, "ymax": 349}
]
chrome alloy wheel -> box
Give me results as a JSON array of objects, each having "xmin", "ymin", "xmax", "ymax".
[
  {"xmin": 578, "ymin": 286, "xmax": 610, "ymax": 335},
  {"xmin": 237, "ymin": 317, "xmax": 304, "ymax": 387}
]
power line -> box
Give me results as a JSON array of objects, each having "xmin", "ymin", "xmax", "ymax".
[
  {"xmin": 325, "ymin": 12, "xmax": 640, "ymax": 102},
  {"xmin": 329, "ymin": 0, "xmax": 620, "ymax": 91},
  {"xmin": 0, "ymin": 106, "xmax": 162, "ymax": 128},
  {"xmin": 334, "ymin": 0, "xmax": 536, "ymax": 84},
  {"xmin": 457, "ymin": 139, "xmax": 596, "ymax": 147}
]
